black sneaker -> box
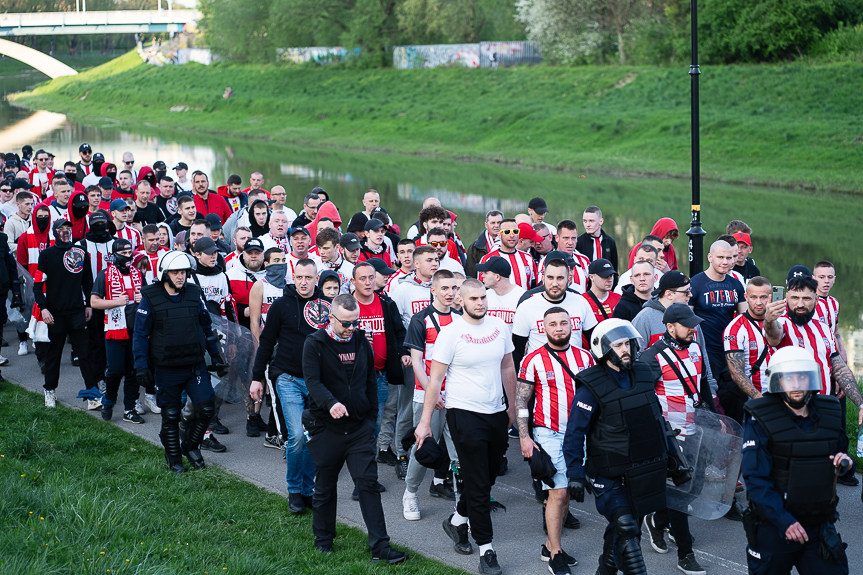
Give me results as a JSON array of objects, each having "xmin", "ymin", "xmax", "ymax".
[
  {"xmin": 442, "ymin": 514, "xmax": 473, "ymax": 555},
  {"xmin": 498, "ymin": 454, "xmax": 508, "ymax": 476},
  {"xmin": 838, "ymin": 472, "xmax": 860, "ymax": 486},
  {"xmin": 288, "ymin": 492, "xmax": 306, "ymax": 514},
  {"xmin": 563, "ymin": 511, "xmax": 580, "ymax": 529},
  {"xmin": 246, "ymin": 418, "xmax": 260, "ymax": 437},
  {"xmin": 71, "ymin": 353, "xmax": 79, "ymax": 366},
  {"xmin": 643, "ymin": 513, "xmax": 668, "ymax": 554},
  {"xmin": 372, "ymin": 545, "xmax": 408, "ymax": 565},
  {"xmin": 254, "ymin": 412, "xmax": 267, "ymax": 431},
  {"xmin": 479, "ymin": 550, "xmax": 502, "ymax": 575},
  {"xmin": 677, "ymin": 552, "xmax": 706, "ymax": 575},
  {"xmin": 376, "ymin": 447, "xmax": 398, "ymax": 467},
  {"xmin": 122, "ymin": 410, "xmax": 144, "ymax": 424},
  {"xmin": 541, "ymin": 544, "xmax": 577, "ymax": 566},
  {"xmin": 210, "ymin": 418, "xmax": 229, "ymax": 434},
  {"xmin": 724, "ymin": 499, "xmax": 744, "ymax": 522},
  {"xmin": 508, "ymin": 425, "xmax": 519, "ymax": 438},
  {"xmin": 547, "ymin": 552, "xmax": 572, "ymax": 575},
  {"xmin": 316, "ymin": 544, "xmax": 333, "ymax": 554},
  {"xmin": 396, "ymin": 456, "xmax": 408, "ymax": 480},
  {"xmin": 200, "ymin": 435, "xmax": 227, "ymax": 452},
  {"xmin": 101, "ymin": 404, "xmax": 113, "ymax": 421},
  {"xmin": 429, "ymin": 481, "xmax": 456, "ymax": 500},
  {"xmin": 263, "ymin": 434, "xmax": 284, "ymax": 450}
]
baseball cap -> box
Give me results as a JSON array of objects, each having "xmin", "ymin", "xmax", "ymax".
[
  {"xmin": 79, "ymin": 143, "xmax": 92, "ymax": 153},
  {"xmin": 339, "ymin": 232, "xmax": 361, "ymax": 251},
  {"xmin": 52, "ymin": 218, "xmax": 72, "ymax": 233},
  {"xmin": 289, "ymin": 226, "xmax": 310, "ymax": 237},
  {"xmin": 528, "ymin": 197, "xmax": 549, "ymax": 214},
  {"xmin": 99, "ymin": 177, "xmax": 114, "ymax": 189},
  {"xmin": 72, "ymin": 194, "xmax": 89, "ymax": 209},
  {"xmin": 193, "ymin": 237, "xmax": 219, "ymax": 254},
  {"xmin": 93, "ymin": 152, "xmax": 105, "ymax": 162},
  {"xmin": 173, "ymin": 162, "xmax": 188, "ymax": 171},
  {"xmin": 543, "ymin": 250, "xmax": 570, "ymax": 267},
  {"xmin": 662, "ymin": 303, "xmax": 703, "ymax": 328},
  {"xmin": 89, "ymin": 210, "xmax": 109, "ymax": 225},
  {"xmin": 588, "ymin": 258, "xmax": 616, "ymax": 278},
  {"xmin": 153, "ymin": 161, "xmax": 167, "ymax": 171},
  {"xmin": 244, "ymin": 237, "xmax": 265, "ymax": 253},
  {"xmin": 112, "ymin": 238, "xmax": 133, "ymax": 254},
  {"xmin": 47, "ymin": 152, "xmax": 55, "ymax": 158},
  {"xmin": 651, "ymin": 271, "xmax": 690, "ymax": 297},
  {"xmin": 518, "ymin": 222, "xmax": 544, "ymax": 242},
  {"xmin": 10, "ymin": 178, "xmax": 35, "ymax": 191},
  {"xmin": 364, "ymin": 218, "xmax": 386, "ymax": 232},
  {"xmin": 110, "ymin": 199, "xmax": 131, "ymax": 212},
  {"xmin": 476, "ymin": 256, "xmax": 512, "ymax": 278},
  {"xmin": 366, "ymin": 258, "xmax": 396, "ymax": 276},
  {"xmin": 311, "ymin": 186, "xmax": 326, "ymax": 195},
  {"xmin": 204, "ymin": 213, "xmax": 223, "ymax": 231},
  {"xmin": 733, "ymin": 232, "xmax": 751, "ymax": 247},
  {"xmin": 787, "ymin": 265, "xmax": 812, "ymax": 281}
]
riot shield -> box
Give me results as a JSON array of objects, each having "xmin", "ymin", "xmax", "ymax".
[
  {"xmin": 666, "ymin": 409, "xmax": 744, "ymax": 520},
  {"xmin": 12, "ymin": 264, "xmax": 36, "ymax": 331},
  {"xmin": 207, "ymin": 313, "xmax": 257, "ymax": 404}
]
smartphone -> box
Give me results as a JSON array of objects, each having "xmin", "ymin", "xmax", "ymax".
[{"xmin": 772, "ymin": 286, "xmax": 784, "ymax": 302}]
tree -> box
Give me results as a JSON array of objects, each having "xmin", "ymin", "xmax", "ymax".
[{"xmin": 398, "ymin": 0, "xmax": 503, "ymax": 43}]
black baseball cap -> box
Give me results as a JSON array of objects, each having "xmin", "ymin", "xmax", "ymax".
[
  {"xmin": 787, "ymin": 265, "xmax": 812, "ymax": 281},
  {"xmin": 662, "ymin": 303, "xmax": 703, "ymax": 328},
  {"xmin": 173, "ymin": 162, "xmax": 188, "ymax": 171},
  {"xmin": 153, "ymin": 160, "xmax": 167, "ymax": 170},
  {"xmin": 528, "ymin": 197, "xmax": 549, "ymax": 214},
  {"xmin": 52, "ymin": 218, "xmax": 71, "ymax": 232},
  {"xmin": 476, "ymin": 256, "xmax": 511, "ymax": 278},
  {"xmin": 339, "ymin": 232, "xmax": 361, "ymax": 251},
  {"xmin": 543, "ymin": 250, "xmax": 570, "ymax": 267},
  {"xmin": 98, "ymin": 177, "xmax": 114, "ymax": 190},
  {"xmin": 651, "ymin": 271, "xmax": 690, "ymax": 297},
  {"xmin": 289, "ymin": 226, "xmax": 310, "ymax": 237},
  {"xmin": 366, "ymin": 258, "xmax": 396, "ymax": 275},
  {"xmin": 93, "ymin": 152, "xmax": 105, "ymax": 162},
  {"xmin": 72, "ymin": 194, "xmax": 89, "ymax": 209},
  {"xmin": 79, "ymin": 143, "xmax": 92, "ymax": 153},
  {"xmin": 89, "ymin": 210, "xmax": 109, "ymax": 225},
  {"xmin": 10, "ymin": 178, "xmax": 35, "ymax": 191},
  {"xmin": 244, "ymin": 237, "xmax": 264, "ymax": 253},
  {"xmin": 204, "ymin": 213, "xmax": 223, "ymax": 231},
  {"xmin": 364, "ymin": 218, "xmax": 385, "ymax": 232},
  {"xmin": 193, "ymin": 237, "xmax": 219, "ymax": 254},
  {"xmin": 112, "ymin": 238, "xmax": 133, "ymax": 254},
  {"xmin": 588, "ymin": 258, "xmax": 616, "ymax": 278}
]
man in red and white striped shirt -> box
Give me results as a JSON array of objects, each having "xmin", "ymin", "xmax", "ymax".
[
  {"xmin": 723, "ymin": 276, "xmax": 774, "ymax": 416},
  {"xmin": 516, "ymin": 306, "xmax": 594, "ymax": 569},
  {"xmin": 134, "ymin": 224, "xmax": 169, "ymax": 283},
  {"xmin": 813, "ymin": 260, "xmax": 847, "ymax": 363},
  {"xmin": 479, "ymin": 218, "xmax": 535, "ymax": 290}
]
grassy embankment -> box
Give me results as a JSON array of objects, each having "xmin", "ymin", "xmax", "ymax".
[
  {"xmin": 12, "ymin": 51, "xmax": 863, "ymax": 193},
  {"xmin": 0, "ymin": 380, "xmax": 461, "ymax": 575}
]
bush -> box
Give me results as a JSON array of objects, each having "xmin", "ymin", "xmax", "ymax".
[{"xmin": 810, "ymin": 22, "xmax": 863, "ymax": 58}]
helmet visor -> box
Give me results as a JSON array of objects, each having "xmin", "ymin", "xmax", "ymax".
[
  {"xmin": 766, "ymin": 360, "xmax": 821, "ymax": 395},
  {"xmin": 597, "ymin": 324, "xmax": 643, "ymax": 357}
]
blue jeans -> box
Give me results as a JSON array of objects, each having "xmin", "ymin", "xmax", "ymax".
[
  {"xmin": 274, "ymin": 373, "xmax": 315, "ymax": 496},
  {"xmin": 374, "ymin": 373, "xmax": 389, "ymax": 437}
]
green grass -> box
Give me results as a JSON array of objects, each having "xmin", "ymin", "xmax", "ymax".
[
  {"xmin": 0, "ymin": 379, "xmax": 463, "ymax": 575},
  {"xmin": 11, "ymin": 51, "xmax": 863, "ymax": 193},
  {"xmin": 0, "ymin": 54, "xmax": 118, "ymax": 76}
]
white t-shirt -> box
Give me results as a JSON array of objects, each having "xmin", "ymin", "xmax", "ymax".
[
  {"xmin": 512, "ymin": 291, "xmax": 598, "ymax": 353},
  {"xmin": 432, "ymin": 315, "xmax": 515, "ymax": 414},
  {"xmin": 486, "ymin": 286, "xmax": 525, "ymax": 336},
  {"xmin": 438, "ymin": 253, "xmax": 465, "ymax": 275},
  {"xmin": 389, "ymin": 274, "xmax": 432, "ymax": 327}
]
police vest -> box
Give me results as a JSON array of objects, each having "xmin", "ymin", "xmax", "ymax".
[
  {"xmin": 579, "ymin": 362, "xmax": 667, "ymax": 479},
  {"xmin": 143, "ymin": 283, "xmax": 207, "ymax": 368},
  {"xmin": 744, "ymin": 394, "xmax": 842, "ymax": 524}
]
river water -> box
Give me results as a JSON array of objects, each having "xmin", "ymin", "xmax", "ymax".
[{"xmin": 1, "ymin": 88, "xmax": 861, "ymax": 374}]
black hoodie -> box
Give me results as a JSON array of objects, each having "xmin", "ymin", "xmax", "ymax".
[
  {"xmin": 252, "ymin": 284, "xmax": 332, "ymax": 381},
  {"xmin": 612, "ymin": 284, "xmax": 649, "ymax": 322}
]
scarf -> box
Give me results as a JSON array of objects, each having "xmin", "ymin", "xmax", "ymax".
[
  {"xmin": 104, "ymin": 264, "xmax": 143, "ymax": 340},
  {"xmin": 410, "ymin": 272, "xmax": 432, "ymax": 289},
  {"xmin": 326, "ymin": 322, "xmax": 353, "ymax": 343},
  {"xmin": 264, "ymin": 263, "xmax": 288, "ymax": 289}
]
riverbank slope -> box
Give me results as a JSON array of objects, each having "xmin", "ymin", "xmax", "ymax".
[{"xmin": 12, "ymin": 51, "xmax": 863, "ymax": 192}]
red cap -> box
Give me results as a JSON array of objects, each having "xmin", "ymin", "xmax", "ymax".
[
  {"xmin": 518, "ymin": 222, "xmax": 544, "ymax": 242},
  {"xmin": 733, "ymin": 232, "xmax": 751, "ymax": 246}
]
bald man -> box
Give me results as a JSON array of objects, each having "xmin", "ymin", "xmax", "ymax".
[{"xmin": 269, "ymin": 185, "xmax": 298, "ymax": 223}]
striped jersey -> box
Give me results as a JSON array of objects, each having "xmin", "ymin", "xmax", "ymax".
[
  {"xmin": 653, "ymin": 341, "xmax": 704, "ymax": 436},
  {"xmin": 815, "ymin": 295, "xmax": 839, "ymax": 332},
  {"xmin": 582, "ymin": 291, "xmax": 621, "ymax": 324},
  {"xmin": 776, "ymin": 316, "xmax": 836, "ymax": 395},
  {"xmin": 480, "ymin": 248, "xmax": 536, "ymax": 290},
  {"xmin": 384, "ymin": 268, "xmax": 410, "ymax": 293},
  {"xmin": 404, "ymin": 305, "xmax": 460, "ymax": 402},
  {"xmin": 722, "ymin": 313, "xmax": 772, "ymax": 392},
  {"xmin": 114, "ymin": 225, "xmax": 142, "ymax": 250},
  {"xmin": 83, "ymin": 238, "xmax": 115, "ymax": 281},
  {"xmin": 518, "ymin": 344, "xmax": 594, "ymax": 433}
]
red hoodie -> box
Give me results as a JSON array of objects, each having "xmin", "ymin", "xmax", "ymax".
[
  {"xmin": 305, "ymin": 201, "xmax": 343, "ymax": 241},
  {"xmin": 628, "ymin": 217, "xmax": 679, "ymax": 271},
  {"xmin": 68, "ymin": 191, "xmax": 90, "ymax": 241}
]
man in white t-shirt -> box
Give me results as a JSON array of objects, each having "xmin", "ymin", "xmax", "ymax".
[
  {"xmin": 479, "ymin": 256, "xmax": 524, "ymax": 336},
  {"xmin": 416, "ymin": 278, "xmax": 516, "ymax": 573}
]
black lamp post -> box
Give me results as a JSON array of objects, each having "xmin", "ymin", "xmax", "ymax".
[{"xmin": 686, "ymin": 0, "xmax": 706, "ymax": 276}]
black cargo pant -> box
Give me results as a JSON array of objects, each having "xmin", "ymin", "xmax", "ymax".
[{"xmin": 44, "ymin": 311, "xmax": 97, "ymax": 391}]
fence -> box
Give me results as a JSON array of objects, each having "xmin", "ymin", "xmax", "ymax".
[
  {"xmin": 275, "ymin": 46, "xmax": 359, "ymax": 65},
  {"xmin": 392, "ymin": 41, "xmax": 541, "ymax": 69}
]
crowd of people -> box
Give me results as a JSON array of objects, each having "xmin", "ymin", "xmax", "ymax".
[{"xmin": 1, "ymin": 142, "xmax": 858, "ymax": 575}]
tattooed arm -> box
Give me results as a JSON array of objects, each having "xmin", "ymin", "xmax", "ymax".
[
  {"xmin": 763, "ymin": 300, "xmax": 786, "ymax": 347},
  {"xmin": 516, "ymin": 379, "xmax": 538, "ymax": 458},
  {"xmin": 726, "ymin": 351, "xmax": 762, "ymax": 400},
  {"xmin": 831, "ymin": 354, "xmax": 863, "ymax": 424}
]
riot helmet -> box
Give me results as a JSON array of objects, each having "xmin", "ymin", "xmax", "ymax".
[
  {"xmin": 589, "ymin": 318, "xmax": 642, "ymax": 370},
  {"xmin": 156, "ymin": 250, "xmax": 195, "ymax": 291},
  {"xmin": 764, "ymin": 347, "xmax": 821, "ymax": 409}
]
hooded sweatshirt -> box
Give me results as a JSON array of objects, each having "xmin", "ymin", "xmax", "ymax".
[
  {"xmin": 611, "ymin": 284, "xmax": 649, "ymax": 322},
  {"xmin": 629, "ymin": 218, "xmax": 678, "ymax": 271},
  {"xmin": 68, "ymin": 191, "xmax": 90, "ymax": 241},
  {"xmin": 217, "ymin": 184, "xmax": 248, "ymax": 212},
  {"xmin": 135, "ymin": 166, "xmax": 157, "ymax": 192},
  {"xmin": 247, "ymin": 199, "xmax": 271, "ymax": 238},
  {"xmin": 305, "ymin": 200, "xmax": 343, "ymax": 241},
  {"xmin": 190, "ymin": 258, "xmax": 236, "ymax": 321}
]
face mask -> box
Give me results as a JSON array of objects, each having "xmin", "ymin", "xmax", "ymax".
[
  {"xmin": 56, "ymin": 228, "xmax": 73, "ymax": 245},
  {"xmin": 155, "ymin": 170, "xmax": 167, "ymax": 181},
  {"xmin": 264, "ymin": 263, "xmax": 287, "ymax": 289},
  {"xmin": 113, "ymin": 253, "xmax": 131, "ymax": 270},
  {"xmin": 72, "ymin": 204, "xmax": 88, "ymax": 220},
  {"xmin": 36, "ymin": 216, "xmax": 50, "ymax": 233},
  {"xmin": 91, "ymin": 222, "xmax": 108, "ymax": 235}
]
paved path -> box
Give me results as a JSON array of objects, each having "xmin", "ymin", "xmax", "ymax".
[{"xmin": 5, "ymin": 323, "xmax": 862, "ymax": 575}]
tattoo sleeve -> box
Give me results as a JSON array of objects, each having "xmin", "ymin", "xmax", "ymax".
[
  {"xmin": 726, "ymin": 351, "xmax": 761, "ymax": 399},
  {"xmin": 515, "ymin": 380, "xmax": 535, "ymax": 440},
  {"xmin": 831, "ymin": 355, "xmax": 863, "ymax": 408},
  {"xmin": 764, "ymin": 319, "xmax": 783, "ymax": 347}
]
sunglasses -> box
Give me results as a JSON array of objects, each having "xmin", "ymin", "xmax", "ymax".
[
  {"xmin": 330, "ymin": 314, "xmax": 360, "ymax": 329},
  {"xmin": 124, "ymin": 161, "xmax": 135, "ymax": 165},
  {"xmin": 81, "ymin": 150, "xmax": 92, "ymax": 154},
  {"xmin": 499, "ymin": 229, "xmax": 518, "ymax": 236},
  {"xmin": 428, "ymin": 241, "xmax": 447, "ymax": 248}
]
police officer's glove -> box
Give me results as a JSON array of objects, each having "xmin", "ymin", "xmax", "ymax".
[
  {"xmin": 209, "ymin": 361, "xmax": 229, "ymax": 378},
  {"xmin": 568, "ymin": 478, "xmax": 588, "ymax": 503},
  {"xmin": 137, "ymin": 369, "xmax": 154, "ymax": 389},
  {"xmin": 10, "ymin": 293, "xmax": 24, "ymax": 311},
  {"xmin": 669, "ymin": 464, "xmax": 693, "ymax": 487}
]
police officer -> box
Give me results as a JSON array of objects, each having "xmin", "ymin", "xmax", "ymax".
[
  {"xmin": 133, "ymin": 251, "xmax": 227, "ymax": 473},
  {"xmin": 741, "ymin": 347, "xmax": 850, "ymax": 575},
  {"xmin": 562, "ymin": 319, "xmax": 691, "ymax": 575}
]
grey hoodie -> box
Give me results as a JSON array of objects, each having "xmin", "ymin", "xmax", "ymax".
[{"xmin": 631, "ymin": 296, "xmax": 717, "ymax": 395}]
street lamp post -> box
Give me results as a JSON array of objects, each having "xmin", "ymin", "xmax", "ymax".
[{"xmin": 686, "ymin": 0, "xmax": 706, "ymax": 276}]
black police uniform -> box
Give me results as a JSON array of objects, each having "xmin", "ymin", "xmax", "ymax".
[
  {"xmin": 742, "ymin": 394, "xmax": 849, "ymax": 575},
  {"xmin": 133, "ymin": 281, "xmax": 224, "ymax": 472}
]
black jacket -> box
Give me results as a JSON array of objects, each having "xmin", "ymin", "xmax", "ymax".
[
  {"xmin": 34, "ymin": 242, "xmax": 93, "ymax": 316},
  {"xmin": 611, "ymin": 284, "xmax": 648, "ymax": 322},
  {"xmin": 379, "ymin": 291, "xmax": 408, "ymax": 385},
  {"xmin": 303, "ymin": 328, "xmax": 377, "ymax": 434},
  {"xmin": 252, "ymin": 285, "xmax": 332, "ymax": 381},
  {"xmin": 465, "ymin": 230, "xmax": 490, "ymax": 278},
  {"xmin": 576, "ymin": 230, "xmax": 619, "ymax": 273}
]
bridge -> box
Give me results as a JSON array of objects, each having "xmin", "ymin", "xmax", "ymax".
[{"xmin": 0, "ymin": 9, "xmax": 199, "ymax": 37}]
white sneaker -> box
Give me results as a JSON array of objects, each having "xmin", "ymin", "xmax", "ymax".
[
  {"xmin": 0, "ymin": 355, "xmax": 9, "ymax": 366},
  {"xmin": 402, "ymin": 490, "xmax": 421, "ymax": 521},
  {"xmin": 86, "ymin": 399, "xmax": 102, "ymax": 411},
  {"xmin": 144, "ymin": 393, "xmax": 161, "ymax": 414},
  {"xmin": 17, "ymin": 342, "xmax": 28, "ymax": 356},
  {"xmin": 135, "ymin": 399, "xmax": 146, "ymax": 415},
  {"xmin": 44, "ymin": 389, "xmax": 56, "ymax": 408}
]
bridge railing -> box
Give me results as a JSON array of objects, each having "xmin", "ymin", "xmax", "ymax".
[{"xmin": 0, "ymin": 10, "xmax": 199, "ymax": 28}]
